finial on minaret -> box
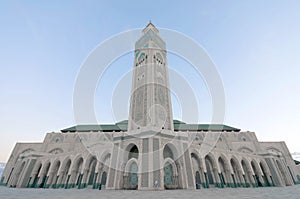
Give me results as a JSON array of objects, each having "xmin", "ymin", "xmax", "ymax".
[{"xmin": 142, "ymin": 20, "xmax": 159, "ymax": 34}]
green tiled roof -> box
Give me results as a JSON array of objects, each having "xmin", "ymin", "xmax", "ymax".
[{"xmin": 61, "ymin": 120, "xmax": 240, "ymax": 133}]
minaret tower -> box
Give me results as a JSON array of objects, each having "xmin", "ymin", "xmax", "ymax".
[
  {"xmin": 128, "ymin": 22, "xmax": 174, "ymax": 132},
  {"xmin": 106, "ymin": 23, "xmax": 194, "ymax": 191}
]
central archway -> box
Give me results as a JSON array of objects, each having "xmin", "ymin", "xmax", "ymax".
[
  {"xmin": 124, "ymin": 158, "xmax": 139, "ymax": 190},
  {"xmin": 123, "ymin": 144, "xmax": 139, "ymax": 190},
  {"xmin": 129, "ymin": 145, "xmax": 139, "ymax": 160},
  {"xmin": 163, "ymin": 144, "xmax": 179, "ymax": 189}
]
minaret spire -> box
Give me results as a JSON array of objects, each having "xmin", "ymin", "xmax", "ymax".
[{"xmin": 142, "ymin": 21, "xmax": 159, "ymax": 35}]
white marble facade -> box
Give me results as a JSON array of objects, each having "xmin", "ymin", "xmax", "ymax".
[{"xmin": 1, "ymin": 23, "xmax": 300, "ymax": 190}]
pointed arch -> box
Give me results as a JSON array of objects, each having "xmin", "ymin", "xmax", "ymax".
[
  {"xmin": 163, "ymin": 158, "xmax": 178, "ymax": 189},
  {"xmin": 191, "ymin": 151, "xmax": 205, "ymax": 189},
  {"xmin": 218, "ymin": 154, "xmax": 231, "ymax": 187},
  {"xmin": 46, "ymin": 159, "xmax": 61, "ymax": 188},
  {"xmin": 230, "ymin": 156, "xmax": 244, "ymax": 187},
  {"xmin": 124, "ymin": 143, "xmax": 140, "ymax": 163},
  {"xmin": 38, "ymin": 161, "xmax": 51, "ymax": 188},
  {"xmin": 124, "ymin": 158, "xmax": 138, "ymax": 173},
  {"xmin": 241, "ymin": 158, "xmax": 254, "ymax": 187},
  {"xmin": 204, "ymin": 153, "xmax": 220, "ymax": 188},
  {"xmin": 251, "ymin": 159, "xmax": 264, "ymax": 187},
  {"xmin": 276, "ymin": 159, "xmax": 291, "ymax": 186},
  {"xmin": 163, "ymin": 144, "xmax": 174, "ymax": 159},
  {"xmin": 121, "ymin": 143, "xmax": 140, "ymax": 190},
  {"xmin": 259, "ymin": 160, "xmax": 272, "ymax": 186},
  {"xmin": 96, "ymin": 152, "xmax": 111, "ymax": 190},
  {"xmin": 57, "ymin": 157, "xmax": 71, "ymax": 188},
  {"xmin": 30, "ymin": 161, "xmax": 42, "ymax": 188},
  {"xmin": 47, "ymin": 159, "xmax": 61, "ymax": 188},
  {"xmin": 162, "ymin": 143, "xmax": 180, "ymax": 189},
  {"xmin": 82, "ymin": 155, "xmax": 97, "ymax": 188},
  {"xmin": 124, "ymin": 158, "xmax": 138, "ymax": 190},
  {"xmin": 163, "ymin": 158, "xmax": 178, "ymax": 176},
  {"xmin": 11, "ymin": 161, "xmax": 26, "ymax": 187},
  {"xmin": 69, "ymin": 156, "xmax": 84, "ymax": 188},
  {"xmin": 163, "ymin": 143, "xmax": 179, "ymax": 160},
  {"xmin": 99, "ymin": 150, "xmax": 111, "ymax": 168}
]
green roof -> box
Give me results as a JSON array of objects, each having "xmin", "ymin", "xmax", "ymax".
[
  {"xmin": 295, "ymin": 160, "xmax": 300, "ymax": 165},
  {"xmin": 61, "ymin": 120, "xmax": 240, "ymax": 133}
]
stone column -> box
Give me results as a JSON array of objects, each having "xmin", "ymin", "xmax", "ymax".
[
  {"xmin": 9, "ymin": 159, "xmax": 22, "ymax": 187},
  {"xmin": 81, "ymin": 168, "xmax": 89, "ymax": 188},
  {"xmin": 212, "ymin": 167, "xmax": 221, "ymax": 188},
  {"xmin": 182, "ymin": 142, "xmax": 196, "ymax": 189},
  {"xmin": 56, "ymin": 168, "xmax": 67, "ymax": 188},
  {"xmin": 69, "ymin": 168, "xmax": 78, "ymax": 188},
  {"xmin": 238, "ymin": 169, "xmax": 246, "ymax": 187},
  {"xmin": 139, "ymin": 138, "xmax": 150, "ymax": 190},
  {"xmin": 37, "ymin": 163, "xmax": 50, "ymax": 188},
  {"xmin": 46, "ymin": 166, "xmax": 56, "ymax": 188},
  {"xmin": 28, "ymin": 163, "xmax": 41, "ymax": 188},
  {"xmin": 18, "ymin": 159, "xmax": 35, "ymax": 188},
  {"xmin": 175, "ymin": 141, "xmax": 188, "ymax": 189},
  {"xmin": 152, "ymin": 138, "xmax": 164, "ymax": 190},
  {"xmin": 94, "ymin": 164, "xmax": 103, "ymax": 189},
  {"xmin": 224, "ymin": 167, "xmax": 233, "ymax": 187},
  {"xmin": 106, "ymin": 143, "xmax": 120, "ymax": 189}
]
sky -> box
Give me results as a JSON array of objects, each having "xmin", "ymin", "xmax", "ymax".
[{"xmin": 1, "ymin": 0, "xmax": 300, "ymax": 162}]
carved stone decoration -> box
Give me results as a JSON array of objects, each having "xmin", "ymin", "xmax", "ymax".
[{"xmin": 48, "ymin": 148, "xmax": 63, "ymax": 154}]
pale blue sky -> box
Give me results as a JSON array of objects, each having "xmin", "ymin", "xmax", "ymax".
[{"xmin": 1, "ymin": 0, "xmax": 300, "ymax": 162}]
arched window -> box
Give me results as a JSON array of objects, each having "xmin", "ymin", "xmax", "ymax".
[
  {"xmin": 128, "ymin": 145, "xmax": 139, "ymax": 160},
  {"xmin": 163, "ymin": 145, "xmax": 174, "ymax": 159}
]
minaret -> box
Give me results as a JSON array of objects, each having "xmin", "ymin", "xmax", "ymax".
[
  {"xmin": 128, "ymin": 22, "xmax": 174, "ymax": 132},
  {"xmin": 105, "ymin": 23, "xmax": 194, "ymax": 191}
]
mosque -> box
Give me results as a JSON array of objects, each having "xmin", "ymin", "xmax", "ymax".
[{"xmin": 1, "ymin": 23, "xmax": 299, "ymax": 190}]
